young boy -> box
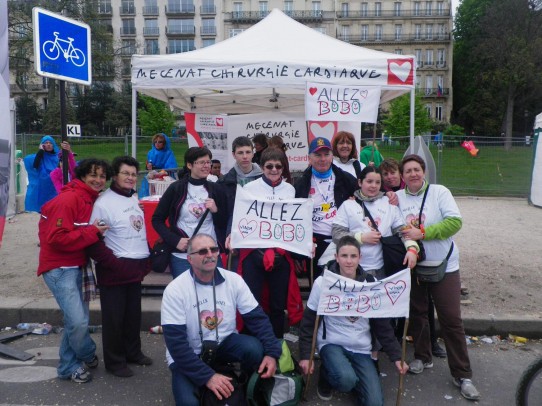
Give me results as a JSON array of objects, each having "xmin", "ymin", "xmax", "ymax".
[{"xmin": 298, "ymin": 236, "xmax": 408, "ymax": 403}]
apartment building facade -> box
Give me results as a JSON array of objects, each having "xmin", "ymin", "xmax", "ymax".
[{"xmin": 10, "ymin": 0, "xmax": 453, "ymax": 123}]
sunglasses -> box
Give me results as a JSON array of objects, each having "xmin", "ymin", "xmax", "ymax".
[
  {"xmin": 189, "ymin": 246, "xmax": 220, "ymax": 256},
  {"xmin": 264, "ymin": 164, "xmax": 283, "ymax": 170}
]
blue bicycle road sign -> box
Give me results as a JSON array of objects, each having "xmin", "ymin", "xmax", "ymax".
[{"xmin": 33, "ymin": 8, "xmax": 92, "ymax": 85}]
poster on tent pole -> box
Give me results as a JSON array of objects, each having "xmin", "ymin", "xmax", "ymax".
[
  {"xmin": 230, "ymin": 185, "xmax": 313, "ymax": 257},
  {"xmin": 316, "ymin": 268, "xmax": 411, "ymax": 318},
  {"xmin": 185, "ymin": 112, "xmax": 230, "ymax": 173},
  {"xmin": 305, "ymin": 82, "xmax": 381, "ymax": 123},
  {"xmin": 0, "ymin": 1, "xmax": 11, "ymax": 248}
]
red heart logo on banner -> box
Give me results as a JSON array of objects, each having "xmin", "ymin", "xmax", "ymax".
[
  {"xmin": 309, "ymin": 87, "xmax": 318, "ymax": 96},
  {"xmin": 216, "ymin": 117, "xmax": 223, "ymax": 126}
]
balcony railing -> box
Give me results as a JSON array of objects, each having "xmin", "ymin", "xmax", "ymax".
[
  {"xmin": 143, "ymin": 5, "xmax": 159, "ymax": 15},
  {"xmin": 143, "ymin": 27, "xmax": 160, "ymax": 36},
  {"xmin": 166, "ymin": 46, "xmax": 196, "ymax": 54},
  {"xmin": 166, "ymin": 25, "xmax": 196, "ymax": 35},
  {"xmin": 145, "ymin": 46, "xmax": 160, "ymax": 55},
  {"xmin": 340, "ymin": 33, "xmax": 451, "ymax": 44},
  {"xmin": 120, "ymin": 27, "xmax": 136, "ymax": 36},
  {"xmin": 417, "ymin": 87, "xmax": 450, "ymax": 97},
  {"xmin": 97, "ymin": 4, "xmax": 112, "ymax": 15},
  {"xmin": 201, "ymin": 26, "xmax": 217, "ymax": 36},
  {"xmin": 165, "ymin": 5, "xmax": 196, "ymax": 15},
  {"xmin": 119, "ymin": 5, "xmax": 135, "ymax": 15},
  {"xmin": 201, "ymin": 5, "xmax": 216, "ymax": 15},
  {"xmin": 337, "ymin": 9, "xmax": 451, "ymax": 18},
  {"xmin": 121, "ymin": 47, "xmax": 137, "ymax": 56},
  {"xmin": 10, "ymin": 83, "xmax": 48, "ymax": 93},
  {"xmin": 225, "ymin": 10, "xmax": 328, "ymax": 23}
]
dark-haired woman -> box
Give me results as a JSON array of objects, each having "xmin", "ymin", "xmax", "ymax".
[
  {"xmin": 397, "ymin": 154, "xmax": 480, "ymax": 401},
  {"xmin": 38, "ymin": 158, "xmax": 112, "ymax": 383},
  {"xmin": 152, "ymin": 147, "xmax": 228, "ymax": 278},
  {"xmin": 88, "ymin": 156, "xmax": 152, "ymax": 378},
  {"xmin": 331, "ymin": 131, "xmax": 365, "ymax": 179}
]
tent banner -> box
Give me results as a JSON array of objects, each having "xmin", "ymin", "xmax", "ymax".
[
  {"xmin": 227, "ymin": 112, "xmax": 309, "ymax": 171},
  {"xmin": 316, "ymin": 268, "xmax": 411, "ymax": 318},
  {"xmin": 230, "ymin": 185, "xmax": 313, "ymax": 256},
  {"xmin": 305, "ymin": 82, "xmax": 381, "ymax": 123},
  {"xmin": 0, "ymin": 0, "xmax": 10, "ymax": 247},
  {"xmin": 185, "ymin": 113, "xmax": 230, "ymax": 173}
]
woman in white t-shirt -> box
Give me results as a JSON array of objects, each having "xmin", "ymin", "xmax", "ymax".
[
  {"xmin": 331, "ymin": 131, "xmax": 365, "ymax": 179},
  {"xmin": 331, "ymin": 165, "xmax": 418, "ymax": 280},
  {"xmin": 396, "ymin": 154, "xmax": 480, "ymax": 400},
  {"xmin": 152, "ymin": 147, "xmax": 229, "ymax": 279}
]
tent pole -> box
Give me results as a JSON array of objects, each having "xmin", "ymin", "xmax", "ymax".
[
  {"xmin": 409, "ymin": 89, "xmax": 415, "ymax": 147},
  {"xmin": 132, "ymin": 87, "xmax": 137, "ymax": 158}
]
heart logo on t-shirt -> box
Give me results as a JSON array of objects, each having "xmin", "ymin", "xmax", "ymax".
[
  {"xmin": 200, "ymin": 309, "xmax": 223, "ymax": 330},
  {"xmin": 130, "ymin": 215, "xmax": 144, "ymax": 232},
  {"xmin": 189, "ymin": 203, "xmax": 206, "ymax": 218}
]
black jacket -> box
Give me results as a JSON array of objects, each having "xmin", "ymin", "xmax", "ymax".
[
  {"xmin": 151, "ymin": 175, "xmax": 228, "ymax": 252},
  {"xmin": 294, "ymin": 164, "xmax": 358, "ymax": 209},
  {"xmin": 298, "ymin": 262, "xmax": 402, "ymax": 363}
]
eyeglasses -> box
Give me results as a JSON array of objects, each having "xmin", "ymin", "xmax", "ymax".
[
  {"xmin": 189, "ymin": 246, "xmax": 220, "ymax": 256},
  {"xmin": 264, "ymin": 164, "xmax": 283, "ymax": 170},
  {"xmin": 118, "ymin": 171, "xmax": 138, "ymax": 178},
  {"xmin": 193, "ymin": 160, "xmax": 212, "ymax": 166}
]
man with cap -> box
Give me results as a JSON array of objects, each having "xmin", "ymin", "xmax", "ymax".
[{"xmin": 294, "ymin": 137, "xmax": 358, "ymax": 281}]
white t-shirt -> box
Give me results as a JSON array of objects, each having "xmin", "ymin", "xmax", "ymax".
[
  {"xmin": 332, "ymin": 157, "xmax": 365, "ymax": 178},
  {"xmin": 174, "ymin": 183, "xmax": 216, "ymax": 259},
  {"xmin": 90, "ymin": 189, "xmax": 149, "ymax": 259},
  {"xmin": 396, "ymin": 185, "xmax": 460, "ymax": 272},
  {"xmin": 310, "ymin": 174, "xmax": 337, "ymax": 236},
  {"xmin": 161, "ymin": 267, "xmax": 259, "ymax": 365},
  {"xmin": 334, "ymin": 196, "xmax": 406, "ymax": 270},
  {"xmin": 307, "ymin": 275, "xmax": 372, "ymax": 354},
  {"xmin": 242, "ymin": 177, "xmax": 295, "ymax": 200}
]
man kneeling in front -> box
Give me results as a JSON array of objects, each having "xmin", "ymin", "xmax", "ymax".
[{"xmin": 161, "ymin": 233, "xmax": 282, "ymax": 405}]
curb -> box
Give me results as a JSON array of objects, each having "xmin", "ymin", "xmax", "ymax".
[{"xmin": 1, "ymin": 297, "xmax": 542, "ymax": 338}]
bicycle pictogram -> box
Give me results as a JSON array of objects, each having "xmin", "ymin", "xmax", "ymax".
[{"xmin": 42, "ymin": 32, "xmax": 86, "ymax": 67}]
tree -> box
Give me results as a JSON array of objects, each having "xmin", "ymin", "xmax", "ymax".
[
  {"xmin": 104, "ymin": 84, "xmax": 133, "ymax": 136},
  {"xmin": 16, "ymin": 95, "xmax": 43, "ymax": 133},
  {"xmin": 137, "ymin": 95, "xmax": 177, "ymax": 136},
  {"xmin": 381, "ymin": 94, "xmax": 433, "ymax": 137},
  {"xmin": 453, "ymin": 0, "xmax": 542, "ymax": 148},
  {"xmin": 42, "ymin": 95, "xmax": 76, "ymax": 135}
]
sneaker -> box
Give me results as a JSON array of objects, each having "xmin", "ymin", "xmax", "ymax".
[
  {"xmin": 85, "ymin": 355, "xmax": 99, "ymax": 369},
  {"xmin": 408, "ymin": 359, "xmax": 433, "ymax": 374},
  {"xmin": 432, "ymin": 340, "xmax": 447, "ymax": 358},
  {"xmin": 453, "ymin": 378, "xmax": 481, "ymax": 401},
  {"xmin": 71, "ymin": 366, "xmax": 92, "ymax": 383},
  {"xmin": 317, "ymin": 370, "xmax": 332, "ymax": 401}
]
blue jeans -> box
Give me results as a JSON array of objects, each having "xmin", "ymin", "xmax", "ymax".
[
  {"xmin": 42, "ymin": 267, "xmax": 96, "ymax": 379},
  {"xmin": 320, "ymin": 344, "xmax": 383, "ymax": 406},
  {"xmin": 170, "ymin": 255, "xmax": 223, "ymax": 279},
  {"xmin": 170, "ymin": 333, "xmax": 264, "ymax": 406}
]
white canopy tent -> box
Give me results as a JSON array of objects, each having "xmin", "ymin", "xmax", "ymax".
[
  {"xmin": 130, "ymin": 9, "xmax": 416, "ymax": 154},
  {"xmin": 530, "ymin": 112, "xmax": 542, "ymax": 207}
]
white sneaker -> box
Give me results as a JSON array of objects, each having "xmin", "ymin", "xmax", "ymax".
[
  {"xmin": 408, "ymin": 359, "xmax": 433, "ymax": 374},
  {"xmin": 453, "ymin": 378, "xmax": 481, "ymax": 401}
]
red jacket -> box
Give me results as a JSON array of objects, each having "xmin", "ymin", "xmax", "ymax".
[{"xmin": 37, "ymin": 179, "xmax": 102, "ymax": 276}]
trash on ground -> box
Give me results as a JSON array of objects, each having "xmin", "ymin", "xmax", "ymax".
[
  {"xmin": 149, "ymin": 325, "xmax": 163, "ymax": 334},
  {"xmin": 509, "ymin": 334, "xmax": 528, "ymax": 344}
]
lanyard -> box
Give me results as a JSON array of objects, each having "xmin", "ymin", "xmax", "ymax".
[
  {"xmin": 193, "ymin": 273, "xmax": 219, "ymax": 344},
  {"xmin": 313, "ymin": 174, "xmax": 333, "ymax": 203}
]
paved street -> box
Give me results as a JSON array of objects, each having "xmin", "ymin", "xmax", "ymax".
[{"xmin": 0, "ymin": 331, "xmax": 540, "ymax": 405}]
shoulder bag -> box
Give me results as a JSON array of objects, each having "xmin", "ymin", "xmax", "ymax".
[
  {"xmin": 414, "ymin": 242, "xmax": 454, "ymax": 284},
  {"xmin": 150, "ymin": 208, "xmax": 210, "ymax": 273}
]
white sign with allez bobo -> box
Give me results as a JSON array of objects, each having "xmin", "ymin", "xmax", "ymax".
[{"xmin": 230, "ymin": 185, "xmax": 314, "ymax": 257}]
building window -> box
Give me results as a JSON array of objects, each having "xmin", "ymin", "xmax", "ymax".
[
  {"xmin": 202, "ymin": 38, "xmax": 215, "ymax": 47},
  {"xmin": 341, "ymin": 3, "xmax": 349, "ymax": 17},
  {"xmin": 425, "ymin": 75, "xmax": 433, "ymax": 95},
  {"xmin": 202, "ymin": 18, "xmax": 216, "ymax": 35},
  {"xmin": 145, "ymin": 39, "xmax": 159, "ymax": 54},
  {"xmin": 144, "ymin": 0, "xmax": 158, "ymax": 14},
  {"xmin": 438, "ymin": 24, "xmax": 446, "ymax": 39},
  {"xmin": 233, "ymin": 2, "xmax": 243, "ymax": 18},
  {"xmin": 121, "ymin": 0, "xmax": 135, "ymax": 14},
  {"xmin": 375, "ymin": 2, "xmax": 381, "ymax": 17},
  {"xmin": 97, "ymin": 0, "xmax": 112, "ymax": 14},
  {"xmin": 168, "ymin": 39, "xmax": 195, "ymax": 53},
  {"xmin": 426, "ymin": 24, "xmax": 433, "ymax": 40},
  {"xmin": 416, "ymin": 75, "xmax": 421, "ymax": 88},
  {"xmin": 312, "ymin": 1, "xmax": 321, "ymax": 17},
  {"xmin": 201, "ymin": 0, "xmax": 215, "ymax": 13},
  {"xmin": 435, "ymin": 103, "xmax": 443, "ymax": 120},
  {"xmin": 426, "ymin": 1, "xmax": 432, "ymax": 15},
  {"xmin": 425, "ymin": 103, "xmax": 432, "ymax": 117},
  {"xmin": 426, "ymin": 49, "xmax": 433, "ymax": 65},
  {"xmin": 121, "ymin": 19, "xmax": 135, "ymax": 35},
  {"xmin": 415, "ymin": 49, "xmax": 422, "ymax": 67},
  {"xmin": 437, "ymin": 1, "xmax": 444, "ymax": 15},
  {"xmin": 413, "ymin": 1, "xmax": 421, "ymax": 16},
  {"xmin": 395, "ymin": 24, "xmax": 402, "ymax": 40},
  {"xmin": 121, "ymin": 39, "xmax": 136, "ymax": 55},
  {"xmin": 259, "ymin": 1, "xmax": 268, "ymax": 16},
  {"xmin": 415, "ymin": 24, "xmax": 422, "ymax": 40},
  {"xmin": 375, "ymin": 25, "xmax": 382, "ymax": 40},
  {"xmin": 229, "ymin": 28, "xmax": 245, "ymax": 37},
  {"xmin": 437, "ymin": 49, "xmax": 446, "ymax": 66},
  {"xmin": 394, "ymin": 2, "xmax": 401, "ymax": 16},
  {"xmin": 144, "ymin": 19, "xmax": 159, "ymax": 35},
  {"xmin": 168, "ymin": 18, "xmax": 194, "ymax": 34},
  {"xmin": 341, "ymin": 25, "xmax": 350, "ymax": 40},
  {"xmin": 284, "ymin": 0, "xmax": 293, "ymax": 13},
  {"xmin": 361, "ymin": 24, "xmax": 369, "ymax": 40},
  {"xmin": 361, "ymin": 2, "xmax": 368, "ymax": 17},
  {"xmin": 395, "ymin": 49, "xmax": 403, "ymax": 55}
]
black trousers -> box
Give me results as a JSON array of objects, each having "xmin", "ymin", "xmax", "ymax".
[
  {"xmin": 99, "ymin": 282, "xmax": 144, "ymax": 371},
  {"xmin": 241, "ymin": 250, "xmax": 290, "ymax": 338}
]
